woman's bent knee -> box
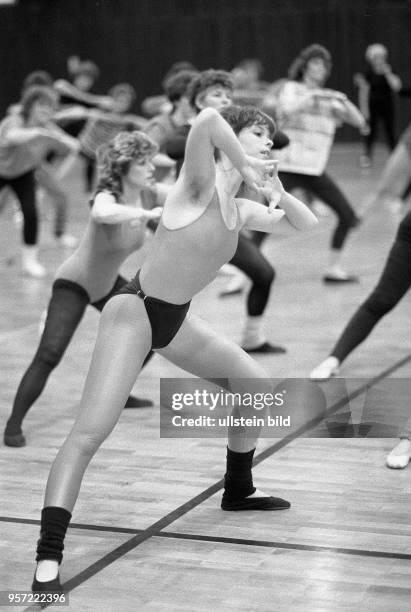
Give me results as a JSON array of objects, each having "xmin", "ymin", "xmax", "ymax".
[{"xmin": 69, "ymin": 430, "xmax": 108, "ymax": 456}]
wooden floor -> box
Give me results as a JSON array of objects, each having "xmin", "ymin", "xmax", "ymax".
[{"xmin": 1, "ymin": 144, "xmax": 411, "ymax": 611}]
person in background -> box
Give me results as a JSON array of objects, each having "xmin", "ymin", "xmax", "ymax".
[
  {"xmin": 0, "ymin": 86, "xmax": 79, "ymax": 277},
  {"xmin": 145, "ymin": 69, "xmax": 199, "ymax": 181},
  {"xmin": 4, "ymin": 130, "xmax": 165, "ymax": 448},
  {"xmin": 276, "ymin": 44, "xmax": 367, "ymax": 283},
  {"xmin": 57, "ymin": 83, "xmax": 147, "ymax": 192},
  {"xmin": 354, "ymin": 43, "xmax": 402, "ymax": 168},
  {"xmin": 310, "ymin": 123, "xmax": 411, "ymax": 469},
  {"xmin": 54, "ymin": 56, "xmax": 114, "ymax": 191},
  {"xmin": 231, "ymin": 58, "xmax": 270, "ymax": 107},
  {"xmin": 4, "ymin": 71, "xmax": 78, "ymax": 247},
  {"xmin": 141, "ymin": 60, "xmax": 197, "ymax": 118}
]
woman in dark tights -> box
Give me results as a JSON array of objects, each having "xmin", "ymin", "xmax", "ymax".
[
  {"xmin": 0, "ymin": 86, "xmax": 79, "ymax": 277},
  {"xmin": 276, "ymin": 44, "xmax": 367, "ymax": 282},
  {"xmin": 4, "ymin": 131, "xmax": 165, "ymax": 447},
  {"xmin": 355, "ymin": 44, "xmax": 402, "ymax": 167},
  {"xmin": 310, "ymin": 123, "xmax": 411, "ymax": 469}
]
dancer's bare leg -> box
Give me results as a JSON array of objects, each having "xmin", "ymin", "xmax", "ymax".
[
  {"xmin": 157, "ymin": 314, "xmax": 271, "ymax": 452},
  {"xmin": 36, "ymin": 295, "xmax": 151, "ymax": 582}
]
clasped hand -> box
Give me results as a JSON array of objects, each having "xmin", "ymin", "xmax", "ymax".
[{"xmin": 257, "ymin": 160, "xmax": 285, "ymax": 213}]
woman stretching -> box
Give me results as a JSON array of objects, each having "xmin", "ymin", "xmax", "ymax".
[
  {"xmin": 4, "ymin": 131, "xmax": 163, "ymax": 448},
  {"xmin": 310, "ymin": 123, "xmax": 411, "ymax": 469},
  {"xmin": 31, "ymin": 105, "xmax": 317, "ymax": 592}
]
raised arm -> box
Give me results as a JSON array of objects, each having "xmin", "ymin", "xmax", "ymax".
[
  {"xmin": 353, "ymin": 73, "xmax": 370, "ymax": 121},
  {"xmin": 383, "ymin": 66, "xmax": 402, "ymax": 92},
  {"xmin": 183, "ymin": 107, "xmax": 274, "ymax": 193}
]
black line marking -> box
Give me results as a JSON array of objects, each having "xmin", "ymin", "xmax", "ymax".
[
  {"xmin": 21, "ymin": 352, "xmax": 411, "ymax": 609},
  {"xmin": 3, "ymin": 516, "xmax": 410, "ymax": 562},
  {"xmin": 0, "ymin": 516, "xmax": 142, "ymax": 534},
  {"xmin": 160, "ymin": 531, "xmax": 411, "ymax": 561}
]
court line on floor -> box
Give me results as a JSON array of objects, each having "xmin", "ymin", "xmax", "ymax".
[
  {"xmin": 2, "ymin": 516, "xmax": 410, "ymax": 562},
  {"xmin": 20, "ymin": 350, "xmax": 411, "ymax": 608}
]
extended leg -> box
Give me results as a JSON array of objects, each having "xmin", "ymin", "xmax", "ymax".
[
  {"xmin": 4, "ymin": 281, "xmax": 89, "ymax": 446},
  {"xmin": 34, "ymin": 295, "xmax": 151, "ymax": 587},
  {"xmin": 158, "ymin": 315, "xmax": 290, "ymax": 510},
  {"xmin": 311, "ymin": 213, "xmax": 411, "ymax": 380}
]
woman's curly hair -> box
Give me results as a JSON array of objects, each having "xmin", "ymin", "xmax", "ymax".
[
  {"xmin": 288, "ymin": 44, "xmax": 332, "ymax": 83},
  {"xmin": 95, "ymin": 131, "xmax": 158, "ymax": 200}
]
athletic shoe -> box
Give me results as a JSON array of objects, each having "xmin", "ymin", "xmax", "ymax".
[
  {"xmin": 55, "ymin": 234, "xmax": 78, "ymax": 248},
  {"xmin": 221, "ymin": 494, "xmax": 290, "ymax": 511},
  {"xmin": 32, "ymin": 573, "xmax": 62, "ymax": 593},
  {"xmin": 310, "ymin": 357, "xmax": 340, "ymax": 381},
  {"xmin": 124, "ymin": 395, "xmax": 154, "ymax": 409},
  {"xmin": 243, "ymin": 342, "xmax": 287, "ymax": 354}
]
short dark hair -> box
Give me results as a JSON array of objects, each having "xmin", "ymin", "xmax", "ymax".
[
  {"xmin": 22, "ymin": 70, "xmax": 53, "ymax": 94},
  {"xmin": 21, "ymin": 86, "xmax": 59, "ymax": 120},
  {"xmin": 187, "ymin": 69, "xmax": 234, "ymax": 110},
  {"xmin": 235, "ymin": 58, "xmax": 264, "ymax": 78},
  {"xmin": 220, "ymin": 104, "xmax": 276, "ymax": 139},
  {"xmin": 164, "ymin": 70, "xmax": 199, "ymax": 103},
  {"xmin": 161, "ymin": 61, "xmax": 197, "ymax": 87},
  {"xmin": 108, "ymin": 83, "xmax": 136, "ymax": 102},
  {"xmin": 288, "ymin": 44, "xmax": 332, "ymax": 82}
]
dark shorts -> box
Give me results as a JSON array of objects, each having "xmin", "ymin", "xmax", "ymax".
[{"xmin": 114, "ymin": 270, "xmax": 191, "ymax": 350}]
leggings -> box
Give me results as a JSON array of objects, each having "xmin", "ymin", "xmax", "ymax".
[
  {"xmin": 229, "ymin": 232, "xmax": 275, "ymax": 316},
  {"xmin": 331, "ymin": 211, "xmax": 411, "ymax": 439},
  {"xmin": 6, "ymin": 276, "xmax": 152, "ymax": 432},
  {"xmin": 0, "ymin": 170, "xmax": 37, "ymax": 244},
  {"xmin": 331, "ymin": 211, "xmax": 411, "ymax": 363},
  {"xmin": 365, "ymin": 101, "xmax": 396, "ymax": 157},
  {"xmin": 279, "ymin": 171, "xmax": 359, "ymax": 249}
]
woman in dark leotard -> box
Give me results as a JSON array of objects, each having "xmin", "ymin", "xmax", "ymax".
[{"xmin": 31, "ymin": 105, "xmax": 317, "ymax": 593}]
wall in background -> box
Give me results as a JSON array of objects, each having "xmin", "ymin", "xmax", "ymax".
[{"xmin": 1, "ymin": 0, "xmax": 410, "ymax": 139}]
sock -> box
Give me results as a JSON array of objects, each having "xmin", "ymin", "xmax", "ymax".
[
  {"xmin": 223, "ymin": 447, "xmax": 256, "ymax": 500},
  {"xmin": 241, "ymin": 315, "xmax": 265, "ymax": 349},
  {"xmin": 36, "ymin": 506, "xmax": 72, "ymax": 565},
  {"xmin": 328, "ymin": 250, "xmax": 342, "ymax": 269}
]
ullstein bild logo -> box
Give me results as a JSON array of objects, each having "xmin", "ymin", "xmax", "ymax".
[{"xmin": 159, "ymin": 378, "xmax": 411, "ymax": 438}]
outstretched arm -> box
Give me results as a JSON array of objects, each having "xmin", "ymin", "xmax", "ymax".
[
  {"xmin": 54, "ymin": 80, "xmax": 114, "ymax": 110},
  {"xmin": 92, "ymin": 192, "xmax": 162, "ymax": 225}
]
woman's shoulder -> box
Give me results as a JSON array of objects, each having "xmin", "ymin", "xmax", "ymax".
[{"xmin": 90, "ymin": 189, "xmax": 118, "ymax": 207}]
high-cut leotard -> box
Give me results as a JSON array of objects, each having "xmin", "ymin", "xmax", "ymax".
[{"xmin": 115, "ymin": 189, "xmax": 241, "ymax": 348}]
